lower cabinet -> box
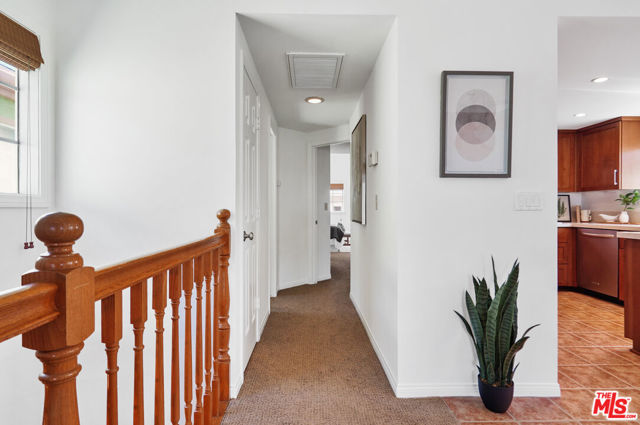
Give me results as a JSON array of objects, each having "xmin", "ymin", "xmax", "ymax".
[
  {"xmin": 558, "ymin": 228, "xmax": 577, "ymax": 287},
  {"xmin": 620, "ymin": 238, "xmax": 626, "ymax": 302}
]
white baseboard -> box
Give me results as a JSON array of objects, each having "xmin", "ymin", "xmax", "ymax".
[
  {"xmin": 317, "ymin": 273, "xmax": 331, "ymax": 282},
  {"xmin": 257, "ymin": 311, "xmax": 269, "ymax": 341},
  {"xmin": 278, "ymin": 278, "xmax": 309, "ymax": 291},
  {"xmin": 349, "ymin": 293, "xmax": 398, "ymax": 394},
  {"xmin": 395, "ymin": 382, "xmax": 561, "ymax": 398},
  {"xmin": 230, "ymin": 370, "xmax": 244, "ymax": 399}
]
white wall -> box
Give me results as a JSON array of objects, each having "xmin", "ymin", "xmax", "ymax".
[
  {"xmin": 0, "ymin": 2, "xmax": 56, "ymax": 423},
  {"xmin": 277, "ymin": 127, "xmax": 310, "ymax": 289},
  {"xmin": 349, "ymin": 19, "xmax": 399, "ymax": 390},
  {"xmin": 5, "ymin": 2, "xmax": 640, "ymax": 421},
  {"xmin": 315, "ymin": 146, "xmax": 331, "ymax": 281},
  {"xmin": 330, "ymin": 151, "xmax": 351, "ymax": 233}
]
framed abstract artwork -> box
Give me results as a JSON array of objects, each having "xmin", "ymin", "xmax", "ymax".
[
  {"xmin": 440, "ymin": 71, "xmax": 513, "ymax": 178},
  {"xmin": 351, "ymin": 115, "xmax": 366, "ymax": 225}
]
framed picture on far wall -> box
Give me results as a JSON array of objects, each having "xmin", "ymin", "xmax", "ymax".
[
  {"xmin": 440, "ymin": 71, "xmax": 514, "ymax": 178},
  {"xmin": 558, "ymin": 194, "xmax": 572, "ymax": 222},
  {"xmin": 351, "ymin": 115, "xmax": 366, "ymax": 225}
]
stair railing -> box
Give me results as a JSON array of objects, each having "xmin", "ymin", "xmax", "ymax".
[{"xmin": 0, "ymin": 209, "xmax": 232, "ymax": 425}]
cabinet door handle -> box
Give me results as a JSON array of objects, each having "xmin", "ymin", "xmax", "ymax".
[
  {"xmin": 614, "ymin": 169, "xmax": 618, "ymax": 186},
  {"xmin": 582, "ymin": 232, "xmax": 616, "ymax": 239}
]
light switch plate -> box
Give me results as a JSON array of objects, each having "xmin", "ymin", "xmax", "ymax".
[{"xmin": 515, "ymin": 192, "xmax": 544, "ymax": 211}]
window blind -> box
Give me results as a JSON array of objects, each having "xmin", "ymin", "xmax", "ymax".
[{"xmin": 0, "ymin": 12, "xmax": 44, "ymax": 71}]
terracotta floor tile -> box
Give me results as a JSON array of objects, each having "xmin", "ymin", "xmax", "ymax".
[
  {"xmin": 578, "ymin": 320, "xmax": 626, "ymax": 335},
  {"xmin": 559, "ymin": 371, "xmax": 585, "ymax": 389},
  {"xmin": 567, "ymin": 347, "xmax": 632, "ymax": 365},
  {"xmin": 507, "ymin": 397, "xmax": 572, "ymax": 420},
  {"xmin": 559, "ymin": 366, "xmax": 632, "ymax": 388},
  {"xmin": 570, "ymin": 332, "xmax": 631, "ymax": 347},
  {"xmin": 458, "ymin": 422, "xmax": 518, "ymax": 424},
  {"xmin": 520, "ymin": 422, "xmax": 579, "ymax": 425},
  {"xmin": 599, "ymin": 365, "xmax": 640, "ymax": 386},
  {"xmin": 443, "ymin": 397, "xmax": 514, "ymax": 421},
  {"xmin": 559, "ymin": 333, "xmax": 592, "ymax": 347},
  {"xmin": 560, "ymin": 348, "xmax": 591, "ymax": 366},
  {"xmin": 552, "ymin": 388, "xmax": 604, "ymax": 419},
  {"xmin": 559, "ymin": 320, "xmax": 591, "ymax": 333},
  {"xmin": 606, "ymin": 348, "xmax": 640, "ymax": 364}
]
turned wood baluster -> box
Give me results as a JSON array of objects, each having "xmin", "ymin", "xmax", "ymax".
[
  {"xmin": 101, "ymin": 291, "xmax": 123, "ymax": 425},
  {"xmin": 22, "ymin": 212, "xmax": 95, "ymax": 425},
  {"xmin": 215, "ymin": 210, "xmax": 231, "ymax": 403},
  {"xmin": 169, "ymin": 267, "xmax": 181, "ymax": 425},
  {"xmin": 211, "ymin": 249, "xmax": 220, "ymax": 417},
  {"xmin": 194, "ymin": 255, "xmax": 205, "ymax": 425},
  {"xmin": 183, "ymin": 260, "xmax": 194, "ymax": 425},
  {"xmin": 130, "ymin": 280, "xmax": 147, "ymax": 425},
  {"xmin": 203, "ymin": 251, "xmax": 213, "ymax": 425},
  {"xmin": 152, "ymin": 272, "xmax": 168, "ymax": 425}
]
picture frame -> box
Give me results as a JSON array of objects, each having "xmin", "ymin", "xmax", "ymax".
[
  {"xmin": 440, "ymin": 71, "xmax": 514, "ymax": 178},
  {"xmin": 351, "ymin": 115, "xmax": 366, "ymax": 225},
  {"xmin": 557, "ymin": 194, "xmax": 572, "ymax": 222}
]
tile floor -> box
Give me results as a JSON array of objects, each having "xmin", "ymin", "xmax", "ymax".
[{"xmin": 444, "ymin": 290, "xmax": 640, "ymax": 424}]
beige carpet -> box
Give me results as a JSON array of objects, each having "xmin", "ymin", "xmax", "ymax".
[{"xmin": 222, "ymin": 252, "xmax": 456, "ymax": 425}]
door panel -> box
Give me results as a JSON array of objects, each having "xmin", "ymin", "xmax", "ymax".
[
  {"xmin": 315, "ymin": 146, "xmax": 330, "ymax": 281},
  {"xmin": 242, "ymin": 69, "xmax": 259, "ymax": 368}
]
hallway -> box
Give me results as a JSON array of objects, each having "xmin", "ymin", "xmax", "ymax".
[{"xmin": 222, "ymin": 252, "xmax": 456, "ymax": 424}]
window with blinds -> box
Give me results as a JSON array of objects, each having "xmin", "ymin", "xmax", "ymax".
[{"xmin": 330, "ymin": 183, "xmax": 344, "ymax": 212}]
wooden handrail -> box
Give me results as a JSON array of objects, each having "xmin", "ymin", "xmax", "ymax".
[
  {"xmin": 94, "ymin": 233, "xmax": 227, "ymax": 301},
  {"xmin": 0, "ymin": 209, "xmax": 232, "ymax": 425},
  {"xmin": 0, "ymin": 283, "xmax": 59, "ymax": 342}
]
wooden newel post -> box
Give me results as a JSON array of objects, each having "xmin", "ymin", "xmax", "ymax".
[
  {"xmin": 22, "ymin": 212, "xmax": 95, "ymax": 425},
  {"xmin": 214, "ymin": 209, "xmax": 231, "ymax": 403}
]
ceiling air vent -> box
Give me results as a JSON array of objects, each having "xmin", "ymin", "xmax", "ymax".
[{"xmin": 286, "ymin": 52, "xmax": 344, "ymax": 89}]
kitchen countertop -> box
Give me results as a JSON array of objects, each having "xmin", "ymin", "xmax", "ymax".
[
  {"xmin": 618, "ymin": 231, "xmax": 640, "ymax": 240},
  {"xmin": 558, "ymin": 222, "xmax": 640, "ymax": 231}
]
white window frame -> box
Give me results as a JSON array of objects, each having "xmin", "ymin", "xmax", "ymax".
[{"xmin": 0, "ymin": 62, "xmax": 49, "ymax": 208}]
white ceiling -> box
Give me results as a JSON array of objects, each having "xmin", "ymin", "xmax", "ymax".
[
  {"xmin": 238, "ymin": 14, "xmax": 394, "ymax": 132},
  {"xmin": 558, "ymin": 17, "xmax": 640, "ymax": 129}
]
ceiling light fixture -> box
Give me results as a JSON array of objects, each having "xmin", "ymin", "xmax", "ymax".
[
  {"xmin": 591, "ymin": 76, "xmax": 609, "ymax": 83},
  {"xmin": 574, "ymin": 112, "xmax": 587, "ymax": 118},
  {"xmin": 305, "ymin": 96, "xmax": 325, "ymax": 104}
]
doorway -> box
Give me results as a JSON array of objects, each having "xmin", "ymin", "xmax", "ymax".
[{"xmin": 310, "ymin": 141, "xmax": 351, "ymax": 284}]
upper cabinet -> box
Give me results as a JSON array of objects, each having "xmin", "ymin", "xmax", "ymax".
[
  {"xmin": 558, "ymin": 130, "xmax": 577, "ymax": 192},
  {"xmin": 578, "ymin": 121, "xmax": 621, "ymax": 191},
  {"xmin": 558, "ymin": 117, "xmax": 640, "ymax": 192}
]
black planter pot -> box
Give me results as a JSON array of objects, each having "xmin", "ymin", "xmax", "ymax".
[{"xmin": 477, "ymin": 376, "xmax": 514, "ymax": 413}]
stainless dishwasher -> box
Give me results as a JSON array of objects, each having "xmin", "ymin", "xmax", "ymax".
[{"xmin": 577, "ymin": 228, "xmax": 619, "ymax": 297}]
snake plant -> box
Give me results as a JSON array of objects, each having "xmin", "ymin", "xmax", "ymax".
[{"xmin": 455, "ymin": 258, "xmax": 539, "ymax": 387}]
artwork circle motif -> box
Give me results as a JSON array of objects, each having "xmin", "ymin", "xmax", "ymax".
[{"xmin": 455, "ymin": 89, "xmax": 497, "ymax": 162}]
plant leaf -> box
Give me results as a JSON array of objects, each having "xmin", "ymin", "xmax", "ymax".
[{"xmin": 501, "ymin": 324, "xmax": 540, "ymax": 381}]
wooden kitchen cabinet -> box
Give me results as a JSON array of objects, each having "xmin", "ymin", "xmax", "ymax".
[
  {"xmin": 558, "ymin": 130, "xmax": 577, "ymax": 192},
  {"xmin": 620, "ymin": 238, "xmax": 627, "ymax": 302},
  {"xmin": 577, "ymin": 117, "xmax": 640, "ymax": 192},
  {"xmin": 558, "ymin": 228, "xmax": 576, "ymax": 287}
]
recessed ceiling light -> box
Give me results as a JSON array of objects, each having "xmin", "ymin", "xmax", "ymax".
[
  {"xmin": 574, "ymin": 112, "xmax": 587, "ymax": 118},
  {"xmin": 305, "ymin": 96, "xmax": 324, "ymax": 104},
  {"xmin": 591, "ymin": 76, "xmax": 608, "ymax": 83}
]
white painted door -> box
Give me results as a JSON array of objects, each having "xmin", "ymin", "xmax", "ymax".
[
  {"xmin": 315, "ymin": 146, "xmax": 331, "ymax": 281},
  {"xmin": 242, "ymin": 69, "xmax": 259, "ymax": 368}
]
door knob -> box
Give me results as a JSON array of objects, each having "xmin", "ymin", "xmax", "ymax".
[{"xmin": 243, "ymin": 231, "xmax": 254, "ymax": 241}]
